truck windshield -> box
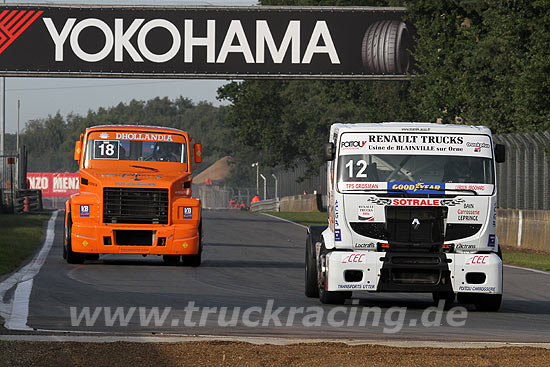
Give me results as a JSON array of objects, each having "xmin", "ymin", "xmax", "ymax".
[
  {"xmin": 84, "ymin": 139, "xmax": 187, "ymax": 164},
  {"xmin": 337, "ymin": 154, "xmax": 494, "ymax": 185}
]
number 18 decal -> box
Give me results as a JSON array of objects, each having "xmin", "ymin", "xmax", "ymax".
[{"xmin": 94, "ymin": 140, "xmax": 119, "ymax": 160}]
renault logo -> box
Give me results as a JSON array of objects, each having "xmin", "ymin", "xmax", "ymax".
[{"xmin": 411, "ymin": 218, "xmax": 420, "ymax": 230}]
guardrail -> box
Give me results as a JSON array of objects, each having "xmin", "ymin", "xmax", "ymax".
[
  {"xmin": 14, "ymin": 190, "xmax": 43, "ymax": 213},
  {"xmin": 250, "ymin": 199, "xmax": 280, "ymax": 212}
]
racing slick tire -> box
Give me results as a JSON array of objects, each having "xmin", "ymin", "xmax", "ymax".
[
  {"xmin": 305, "ymin": 232, "xmax": 319, "ymax": 298},
  {"xmin": 65, "ymin": 214, "xmax": 85, "ymax": 264},
  {"xmin": 473, "ymin": 294, "xmax": 502, "ymax": 312},
  {"xmin": 318, "ymin": 241, "xmax": 351, "ymax": 305}
]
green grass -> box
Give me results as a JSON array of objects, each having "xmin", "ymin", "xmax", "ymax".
[
  {"xmin": 502, "ymin": 250, "xmax": 550, "ymax": 271},
  {"xmin": 267, "ymin": 212, "xmax": 550, "ymax": 272},
  {"xmin": 0, "ymin": 214, "xmax": 50, "ymax": 276},
  {"xmin": 266, "ymin": 211, "xmax": 328, "ymax": 227}
]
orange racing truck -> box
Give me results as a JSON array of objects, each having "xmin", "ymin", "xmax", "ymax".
[{"xmin": 64, "ymin": 125, "xmax": 203, "ymax": 266}]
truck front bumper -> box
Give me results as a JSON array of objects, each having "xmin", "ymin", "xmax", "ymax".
[
  {"xmin": 326, "ymin": 251, "xmax": 502, "ymax": 294},
  {"xmin": 70, "ymin": 222, "xmax": 200, "ymax": 255}
]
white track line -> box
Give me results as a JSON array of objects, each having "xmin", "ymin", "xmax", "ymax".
[
  {"xmin": 504, "ymin": 264, "xmax": 550, "ymax": 275},
  {"xmin": 0, "ymin": 334, "xmax": 549, "ymax": 349},
  {"xmin": 1, "ymin": 210, "xmax": 59, "ymax": 330},
  {"xmin": 260, "ymin": 213, "xmax": 309, "ymax": 229}
]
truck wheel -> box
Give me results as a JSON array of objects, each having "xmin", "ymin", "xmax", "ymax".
[
  {"xmin": 163, "ymin": 255, "xmax": 181, "ymax": 265},
  {"xmin": 305, "ymin": 232, "xmax": 319, "ymax": 298},
  {"xmin": 182, "ymin": 222, "xmax": 202, "ymax": 267},
  {"xmin": 473, "ymin": 294, "xmax": 502, "ymax": 312},
  {"xmin": 432, "ymin": 292, "xmax": 456, "ymax": 304},
  {"xmin": 65, "ymin": 215, "xmax": 85, "ymax": 264},
  {"xmin": 318, "ymin": 241, "xmax": 351, "ymax": 305}
]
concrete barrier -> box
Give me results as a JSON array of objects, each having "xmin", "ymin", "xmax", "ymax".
[
  {"xmin": 280, "ymin": 194, "xmax": 324, "ymax": 212},
  {"xmin": 497, "ymin": 209, "xmax": 550, "ymax": 251}
]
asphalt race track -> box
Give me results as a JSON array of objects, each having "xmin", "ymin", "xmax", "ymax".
[{"xmin": 4, "ymin": 210, "xmax": 550, "ymax": 342}]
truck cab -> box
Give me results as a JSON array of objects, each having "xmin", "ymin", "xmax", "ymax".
[
  {"xmin": 64, "ymin": 125, "xmax": 203, "ymax": 266},
  {"xmin": 305, "ymin": 123, "xmax": 505, "ymax": 311}
]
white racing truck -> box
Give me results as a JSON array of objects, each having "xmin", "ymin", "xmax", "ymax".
[{"xmin": 305, "ymin": 123, "xmax": 506, "ymax": 311}]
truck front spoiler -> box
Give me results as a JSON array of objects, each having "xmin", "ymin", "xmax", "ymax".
[{"xmin": 326, "ymin": 251, "xmax": 502, "ymax": 294}]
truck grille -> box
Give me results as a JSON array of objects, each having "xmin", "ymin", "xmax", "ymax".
[
  {"xmin": 386, "ymin": 206, "xmax": 445, "ymax": 244},
  {"xmin": 103, "ymin": 188, "xmax": 169, "ymax": 224}
]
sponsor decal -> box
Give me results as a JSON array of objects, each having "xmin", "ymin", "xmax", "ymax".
[
  {"xmin": 455, "ymin": 243, "xmax": 476, "ymax": 250},
  {"xmin": 183, "ymin": 207, "xmax": 193, "ymax": 219},
  {"xmin": 335, "ymin": 229, "xmax": 341, "ymax": 242},
  {"xmin": 365, "ymin": 197, "xmax": 392, "ymax": 206},
  {"xmin": 82, "ymin": 240, "xmax": 88, "ymax": 247},
  {"xmin": 115, "ymin": 132, "xmax": 174, "ymax": 142},
  {"xmin": 354, "ymin": 243, "xmax": 376, "ymax": 249},
  {"xmin": 337, "ymin": 284, "xmax": 362, "ymax": 289},
  {"xmin": 357, "ymin": 204, "xmax": 375, "ymax": 221},
  {"xmin": 465, "ymin": 255, "xmax": 489, "ymax": 265},
  {"xmin": 389, "ymin": 182, "xmax": 444, "ymax": 194},
  {"xmin": 338, "ymin": 133, "xmax": 493, "ymax": 158},
  {"xmin": 440, "ymin": 198, "xmax": 465, "ymax": 207},
  {"xmin": 104, "ymin": 173, "xmax": 162, "ymax": 179},
  {"xmin": 334, "ymin": 199, "xmax": 340, "ymax": 227},
  {"xmin": 488, "ymin": 234, "xmax": 496, "ymax": 247},
  {"xmin": 0, "ymin": 10, "xmax": 44, "ymax": 55},
  {"xmin": 362, "ymin": 284, "xmax": 376, "ymax": 290},
  {"xmin": 115, "ymin": 181, "xmax": 157, "ymax": 186},
  {"xmin": 99, "ymin": 132, "xmax": 109, "ymax": 139},
  {"xmin": 342, "ymin": 182, "xmax": 384, "ymax": 190},
  {"xmin": 182, "ymin": 242, "xmax": 189, "ymax": 248},
  {"xmin": 80, "ymin": 204, "xmax": 90, "ymax": 217},
  {"xmin": 342, "ymin": 253, "xmax": 366, "ymax": 263},
  {"xmin": 459, "ymin": 286, "xmax": 496, "ymax": 292},
  {"xmin": 391, "ymin": 198, "xmax": 441, "ymax": 206}
]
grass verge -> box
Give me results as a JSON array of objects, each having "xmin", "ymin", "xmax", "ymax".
[
  {"xmin": 266, "ymin": 212, "xmax": 550, "ymax": 271},
  {"xmin": 0, "ymin": 213, "xmax": 50, "ymax": 276},
  {"xmin": 502, "ymin": 249, "xmax": 550, "ymax": 271}
]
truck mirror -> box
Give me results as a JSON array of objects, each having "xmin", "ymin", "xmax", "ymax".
[
  {"xmin": 193, "ymin": 143, "xmax": 203, "ymax": 163},
  {"xmin": 494, "ymin": 144, "xmax": 505, "ymax": 163},
  {"xmin": 74, "ymin": 141, "xmax": 82, "ymax": 161},
  {"xmin": 323, "ymin": 142, "xmax": 335, "ymax": 161}
]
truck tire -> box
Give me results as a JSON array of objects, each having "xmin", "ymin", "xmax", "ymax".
[
  {"xmin": 361, "ymin": 20, "xmax": 411, "ymax": 74},
  {"xmin": 65, "ymin": 215, "xmax": 85, "ymax": 264},
  {"xmin": 318, "ymin": 241, "xmax": 351, "ymax": 305},
  {"xmin": 474, "ymin": 294, "xmax": 502, "ymax": 312},
  {"xmin": 305, "ymin": 232, "xmax": 319, "ymax": 298},
  {"xmin": 182, "ymin": 221, "xmax": 202, "ymax": 267}
]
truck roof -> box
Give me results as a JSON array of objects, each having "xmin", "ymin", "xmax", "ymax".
[
  {"xmin": 86, "ymin": 125, "xmax": 187, "ymax": 134},
  {"xmin": 331, "ymin": 122, "xmax": 492, "ymax": 135}
]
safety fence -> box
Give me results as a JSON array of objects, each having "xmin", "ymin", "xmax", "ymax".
[{"xmin": 494, "ymin": 131, "xmax": 550, "ymax": 210}]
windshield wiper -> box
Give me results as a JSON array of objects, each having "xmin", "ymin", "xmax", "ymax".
[{"xmin": 130, "ymin": 165, "xmax": 159, "ymax": 172}]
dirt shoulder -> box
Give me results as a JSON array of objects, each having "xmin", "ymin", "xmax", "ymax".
[{"xmin": 1, "ymin": 341, "xmax": 549, "ymax": 367}]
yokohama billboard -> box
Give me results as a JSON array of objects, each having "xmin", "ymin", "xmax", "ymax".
[{"xmin": 0, "ymin": 5, "xmax": 414, "ymax": 80}]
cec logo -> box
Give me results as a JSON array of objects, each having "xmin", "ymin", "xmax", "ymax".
[
  {"xmin": 80, "ymin": 204, "xmax": 90, "ymax": 217},
  {"xmin": 183, "ymin": 207, "xmax": 192, "ymax": 219}
]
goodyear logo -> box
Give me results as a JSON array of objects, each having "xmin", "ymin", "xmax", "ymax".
[{"xmin": 389, "ymin": 182, "xmax": 445, "ymax": 194}]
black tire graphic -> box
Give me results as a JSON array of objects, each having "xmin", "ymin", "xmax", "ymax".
[{"xmin": 362, "ymin": 20, "xmax": 411, "ymax": 74}]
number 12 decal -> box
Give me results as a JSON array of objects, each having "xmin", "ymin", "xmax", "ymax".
[
  {"xmin": 94, "ymin": 140, "xmax": 119, "ymax": 160},
  {"xmin": 345, "ymin": 159, "xmax": 368, "ymax": 178}
]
